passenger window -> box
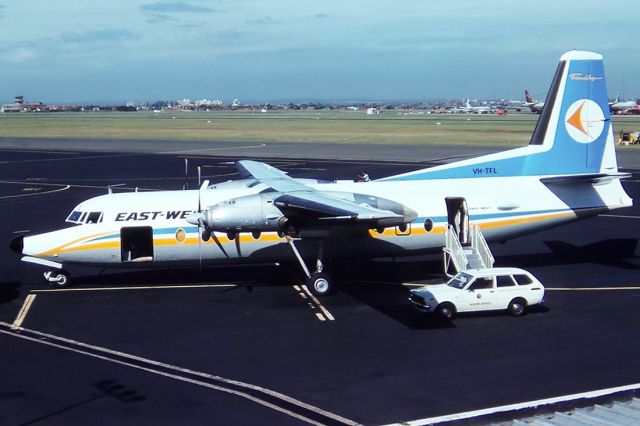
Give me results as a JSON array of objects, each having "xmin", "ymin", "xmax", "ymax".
[
  {"xmin": 469, "ymin": 277, "xmax": 493, "ymax": 290},
  {"xmin": 86, "ymin": 212, "xmax": 102, "ymax": 224},
  {"xmin": 497, "ymin": 275, "xmax": 516, "ymax": 287},
  {"xmin": 513, "ymin": 274, "xmax": 533, "ymax": 285}
]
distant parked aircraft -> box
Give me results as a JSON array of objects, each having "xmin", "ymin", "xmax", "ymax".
[
  {"xmin": 524, "ymin": 89, "xmax": 544, "ymax": 113},
  {"xmin": 610, "ymin": 94, "xmax": 639, "ymax": 114}
]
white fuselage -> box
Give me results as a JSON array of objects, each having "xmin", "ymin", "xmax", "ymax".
[{"xmin": 20, "ymin": 175, "xmax": 631, "ymax": 269}]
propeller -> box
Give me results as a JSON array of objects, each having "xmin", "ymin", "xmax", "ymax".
[
  {"xmin": 186, "ymin": 179, "xmax": 230, "ymax": 262},
  {"xmin": 186, "ymin": 180, "xmax": 210, "ymax": 273}
]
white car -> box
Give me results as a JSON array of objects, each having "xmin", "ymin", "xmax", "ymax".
[{"xmin": 409, "ymin": 267, "xmax": 545, "ymax": 320}]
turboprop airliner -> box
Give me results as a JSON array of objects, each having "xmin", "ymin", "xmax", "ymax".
[{"xmin": 9, "ymin": 51, "xmax": 633, "ymax": 296}]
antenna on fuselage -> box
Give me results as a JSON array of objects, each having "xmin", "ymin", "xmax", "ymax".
[
  {"xmin": 107, "ymin": 183, "xmax": 126, "ymax": 194},
  {"xmin": 183, "ymin": 158, "xmax": 189, "ymax": 190}
]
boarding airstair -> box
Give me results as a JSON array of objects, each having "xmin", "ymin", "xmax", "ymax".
[{"xmin": 443, "ymin": 223, "xmax": 494, "ymax": 277}]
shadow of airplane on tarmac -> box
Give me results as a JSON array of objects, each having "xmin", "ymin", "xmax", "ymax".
[{"xmin": 495, "ymin": 239, "xmax": 639, "ymax": 270}]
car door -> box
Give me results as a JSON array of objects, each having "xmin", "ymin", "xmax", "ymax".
[
  {"xmin": 459, "ymin": 276, "xmax": 495, "ymax": 312},
  {"xmin": 494, "ymin": 274, "xmax": 519, "ymax": 309}
]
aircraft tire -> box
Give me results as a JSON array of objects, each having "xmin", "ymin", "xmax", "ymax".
[
  {"xmin": 306, "ymin": 272, "xmax": 333, "ymax": 297},
  {"xmin": 48, "ymin": 269, "xmax": 71, "ymax": 288},
  {"xmin": 508, "ymin": 298, "xmax": 527, "ymax": 316}
]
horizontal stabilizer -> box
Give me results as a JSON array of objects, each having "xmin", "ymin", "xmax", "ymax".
[{"xmin": 540, "ymin": 172, "xmax": 631, "ymax": 185}]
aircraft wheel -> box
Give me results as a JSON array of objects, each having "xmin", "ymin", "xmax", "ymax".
[
  {"xmin": 48, "ymin": 269, "xmax": 71, "ymax": 288},
  {"xmin": 306, "ymin": 272, "xmax": 333, "ymax": 297},
  {"xmin": 436, "ymin": 302, "xmax": 456, "ymax": 320},
  {"xmin": 508, "ymin": 298, "xmax": 527, "ymax": 316}
]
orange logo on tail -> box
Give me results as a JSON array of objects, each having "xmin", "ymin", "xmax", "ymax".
[
  {"xmin": 566, "ymin": 101, "xmax": 589, "ymax": 136},
  {"xmin": 564, "ymin": 99, "xmax": 605, "ymax": 144}
]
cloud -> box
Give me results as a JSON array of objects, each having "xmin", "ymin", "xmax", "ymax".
[
  {"xmin": 141, "ymin": 2, "xmax": 217, "ymax": 14},
  {"xmin": 1, "ymin": 47, "xmax": 35, "ymax": 64},
  {"xmin": 60, "ymin": 29, "xmax": 139, "ymax": 44},
  {"xmin": 144, "ymin": 13, "xmax": 178, "ymax": 24},
  {"xmin": 246, "ymin": 16, "xmax": 280, "ymax": 25}
]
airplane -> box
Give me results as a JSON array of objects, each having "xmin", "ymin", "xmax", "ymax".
[
  {"xmin": 524, "ymin": 89, "xmax": 545, "ymax": 113},
  {"xmin": 463, "ymin": 99, "xmax": 492, "ymax": 114},
  {"xmin": 450, "ymin": 99, "xmax": 492, "ymax": 114},
  {"xmin": 9, "ymin": 50, "xmax": 633, "ymax": 297},
  {"xmin": 610, "ymin": 94, "xmax": 639, "ymax": 114}
]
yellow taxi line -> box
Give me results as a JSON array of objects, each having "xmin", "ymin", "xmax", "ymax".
[{"xmin": 11, "ymin": 294, "xmax": 37, "ymax": 330}]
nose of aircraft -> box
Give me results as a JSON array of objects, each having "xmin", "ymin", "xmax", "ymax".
[{"xmin": 9, "ymin": 235, "xmax": 24, "ymax": 254}]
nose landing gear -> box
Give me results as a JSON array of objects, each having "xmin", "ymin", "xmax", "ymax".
[{"xmin": 44, "ymin": 269, "xmax": 71, "ymax": 288}]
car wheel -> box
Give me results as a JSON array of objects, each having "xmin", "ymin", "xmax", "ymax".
[
  {"xmin": 437, "ymin": 302, "xmax": 456, "ymax": 320},
  {"xmin": 508, "ymin": 298, "xmax": 527, "ymax": 316}
]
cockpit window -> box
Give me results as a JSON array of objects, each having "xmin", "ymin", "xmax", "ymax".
[
  {"xmin": 79, "ymin": 212, "xmax": 87, "ymax": 222},
  {"xmin": 86, "ymin": 212, "xmax": 103, "ymax": 224},
  {"xmin": 67, "ymin": 211, "xmax": 82, "ymax": 223}
]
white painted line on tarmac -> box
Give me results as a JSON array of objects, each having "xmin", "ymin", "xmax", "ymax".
[
  {"xmin": 0, "ymin": 322, "xmax": 357, "ymax": 426},
  {"xmin": 32, "ymin": 283, "xmax": 238, "ymax": 293},
  {"xmin": 600, "ymin": 214, "xmax": 640, "ymax": 219},
  {"xmin": 547, "ymin": 286, "xmax": 640, "ymax": 291},
  {"xmin": 0, "ymin": 328, "xmax": 319, "ymax": 425},
  {"xmin": 387, "ymin": 382, "xmax": 640, "ymax": 426},
  {"xmin": 0, "ymin": 180, "xmax": 155, "ymax": 192},
  {"xmin": 301, "ymin": 285, "xmax": 335, "ymax": 321},
  {"xmin": 11, "ymin": 294, "xmax": 36, "ymax": 330},
  {"xmin": 0, "ymin": 185, "xmax": 70, "ymax": 199}
]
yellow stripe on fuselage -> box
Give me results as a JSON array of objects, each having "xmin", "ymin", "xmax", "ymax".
[
  {"xmin": 39, "ymin": 208, "xmax": 589, "ymax": 256},
  {"xmin": 38, "ymin": 230, "xmax": 120, "ymax": 256}
]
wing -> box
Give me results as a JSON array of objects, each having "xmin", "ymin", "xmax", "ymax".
[{"xmin": 236, "ymin": 160, "xmax": 414, "ymax": 225}]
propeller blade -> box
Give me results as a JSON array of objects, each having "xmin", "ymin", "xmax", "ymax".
[{"xmin": 196, "ymin": 179, "xmax": 210, "ymax": 276}]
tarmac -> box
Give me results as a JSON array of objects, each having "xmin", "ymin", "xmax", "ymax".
[{"xmin": 1, "ymin": 140, "xmax": 640, "ymax": 425}]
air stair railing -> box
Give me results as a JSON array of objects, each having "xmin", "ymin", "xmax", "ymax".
[
  {"xmin": 443, "ymin": 225, "xmax": 468, "ymax": 277},
  {"xmin": 470, "ymin": 223, "xmax": 494, "ymax": 269}
]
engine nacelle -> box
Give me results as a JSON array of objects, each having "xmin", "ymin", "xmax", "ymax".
[{"xmin": 202, "ymin": 193, "xmax": 284, "ymax": 232}]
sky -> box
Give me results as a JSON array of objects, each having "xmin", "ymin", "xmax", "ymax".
[{"xmin": 0, "ymin": 0, "xmax": 639, "ymax": 104}]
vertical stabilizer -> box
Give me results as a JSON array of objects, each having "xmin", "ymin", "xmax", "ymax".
[
  {"xmin": 524, "ymin": 50, "xmax": 615, "ymax": 175},
  {"xmin": 383, "ymin": 51, "xmax": 618, "ymax": 181}
]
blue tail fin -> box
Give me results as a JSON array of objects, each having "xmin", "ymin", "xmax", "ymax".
[
  {"xmin": 384, "ymin": 51, "xmax": 617, "ymax": 181},
  {"xmin": 524, "ymin": 50, "xmax": 614, "ymax": 175}
]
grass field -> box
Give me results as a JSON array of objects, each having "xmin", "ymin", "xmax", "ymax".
[{"xmin": 1, "ymin": 110, "xmax": 640, "ymax": 147}]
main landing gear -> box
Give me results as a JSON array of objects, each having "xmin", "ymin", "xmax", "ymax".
[
  {"xmin": 285, "ymin": 237, "xmax": 334, "ymax": 297},
  {"xmin": 44, "ymin": 269, "xmax": 71, "ymax": 288}
]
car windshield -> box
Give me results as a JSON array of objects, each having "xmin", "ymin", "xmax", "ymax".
[{"xmin": 447, "ymin": 272, "xmax": 473, "ymax": 289}]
